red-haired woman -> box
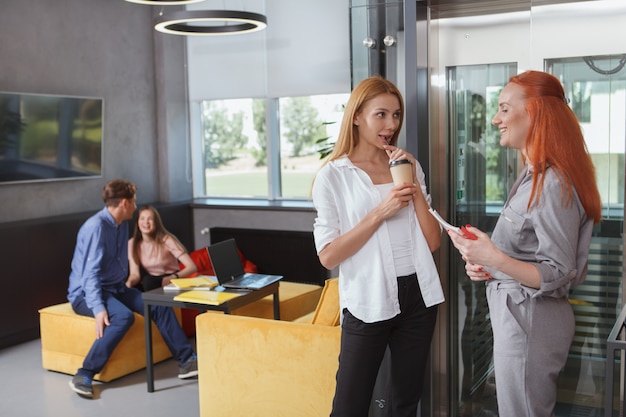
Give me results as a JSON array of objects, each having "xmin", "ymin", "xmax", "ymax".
[
  {"xmin": 448, "ymin": 70, "xmax": 602, "ymax": 416},
  {"xmin": 127, "ymin": 205, "xmax": 197, "ymax": 291}
]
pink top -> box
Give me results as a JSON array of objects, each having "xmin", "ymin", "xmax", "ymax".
[{"xmin": 128, "ymin": 235, "xmax": 185, "ymax": 276}]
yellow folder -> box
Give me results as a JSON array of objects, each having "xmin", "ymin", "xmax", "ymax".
[
  {"xmin": 169, "ymin": 276, "xmax": 218, "ymax": 290},
  {"xmin": 173, "ymin": 290, "xmax": 241, "ymax": 306}
]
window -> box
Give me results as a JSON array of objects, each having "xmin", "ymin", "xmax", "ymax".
[
  {"xmin": 199, "ymin": 93, "xmax": 349, "ymax": 200},
  {"xmin": 278, "ymin": 94, "xmax": 348, "ymax": 198},
  {"xmin": 547, "ymin": 55, "xmax": 626, "ymax": 218},
  {"xmin": 200, "ymin": 98, "xmax": 268, "ymax": 198}
]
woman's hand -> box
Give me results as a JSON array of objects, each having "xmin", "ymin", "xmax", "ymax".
[
  {"xmin": 162, "ymin": 275, "xmax": 175, "ymax": 287},
  {"xmin": 383, "ymin": 144, "xmax": 414, "ymax": 162},
  {"xmin": 384, "ymin": 144, "xmax": 441, "ymax": 251},
  {"xmin": 317, "ymin": 177, "xmax": 415, "ymax": 271},
  {"xmin": 464, "ymin": 261, "xmax": 493, "ymax": 282},
  {"xmin": 448, "ymin": 225, "xmax": 498, "ymax": 280},
  {"xmin": 381, "ymin": 144, "xmax": 419, "ymax": 216},
  {"xmin": 448, "ymin": 225, "xmax": 498, "ymax": 265},
  {"xmin": 448, "ymin": 224, "xmax": 542, "ymax": 288},
  {"xmin": 126, "ymin": 273, "xmax": 140, "ymax": 288},
  {"xmin": 378, "ymin": 182, "xmax": 417, "ymax": 220}
]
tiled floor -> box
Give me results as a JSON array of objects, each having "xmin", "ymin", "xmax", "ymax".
[{"xmin": 0, "ymin": 338, "xmax": 199, "ymax": 417}]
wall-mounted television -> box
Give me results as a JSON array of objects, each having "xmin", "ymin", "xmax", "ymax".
[{"xmin": 0, "ymin": 92, "xmax": 103, "ymax": 184}]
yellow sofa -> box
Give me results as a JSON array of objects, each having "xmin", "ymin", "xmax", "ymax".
[
  {"xmin": 231, "ymin": 281, "xmax": 323, "ymax": 320},
  {"xmin": 39, "ymin": 281, "xmax": 323, "ymax": 382},
  {"xmin": 196, "ymin": 277, "xmax": 341, "ymax": 417},
  {"xmin": 38, "ymin": 303, "xmax": 179, "ymax": 382}
]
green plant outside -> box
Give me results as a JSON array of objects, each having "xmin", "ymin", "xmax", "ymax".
[{"xmin": 205, "ymin": 171, "xmax": 316, "ymax": 199}]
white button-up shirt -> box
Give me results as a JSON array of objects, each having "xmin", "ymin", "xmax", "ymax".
[{"xmin": 312, "ymin": 156, "xmax": 444, "ymax": 323}]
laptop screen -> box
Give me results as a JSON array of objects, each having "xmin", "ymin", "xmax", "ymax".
[{"xmin": 207, "ymin": 238, "xmax": 246, "ymax": 284}]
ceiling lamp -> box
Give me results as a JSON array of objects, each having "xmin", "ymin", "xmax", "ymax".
[
  {"xmin": 124, "ymin": 0, "xmax": 207, "ymax": 5},
  {"xmin": 154, "ymin": 10, "xmax": 267, "ymax": 36}
]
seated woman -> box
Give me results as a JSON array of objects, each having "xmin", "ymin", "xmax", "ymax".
[{"xmin": 127, "ymin": 205, "xmax": 197, "ymax": 291}]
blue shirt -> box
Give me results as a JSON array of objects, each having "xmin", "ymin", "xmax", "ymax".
[{"xmin": 67, "ymin": 207, "xmax": 130, "ymax": 315}]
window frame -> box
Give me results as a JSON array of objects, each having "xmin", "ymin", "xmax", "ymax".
[{"xmin": 191, "ymin": 93, "xmax": 349, "ymax": 203}]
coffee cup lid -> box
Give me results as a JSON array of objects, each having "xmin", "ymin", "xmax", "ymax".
[{"xmin": 389, "ymin": 159, "xmax": 411, "ymax": 167}]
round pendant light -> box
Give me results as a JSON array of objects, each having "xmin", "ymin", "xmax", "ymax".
[{"xmin": 154, "ymin": 10, "xmax": 267, "ymax": 36}]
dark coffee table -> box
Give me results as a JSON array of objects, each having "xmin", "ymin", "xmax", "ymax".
[{"xmin": 142, "ymin": 281, "xmax": 280, "ymax": 392}]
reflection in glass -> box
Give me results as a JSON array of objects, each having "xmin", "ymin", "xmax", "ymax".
[
  {"xmin": 0, "ymin": 92, "xmax": 103, "ymax": 183},
  {"xmin": 447, "ymin": 63, "xmax": 517, "ymax": 416},
  {"xmin": 548, "ymin": 54, "xmax": 625, "ymax": 416}
]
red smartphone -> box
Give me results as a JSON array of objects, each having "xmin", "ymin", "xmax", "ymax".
[{"xmin": 460, "ymin": 225, "xmax": 477, "ymax": 240}]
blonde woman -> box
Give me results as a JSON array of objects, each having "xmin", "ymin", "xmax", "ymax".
[{"xmin": 312, "ymin": 76, "xmax": 443, "ymax": 417}]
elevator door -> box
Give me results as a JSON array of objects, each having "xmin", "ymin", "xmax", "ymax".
[
  {"xmin": 446, "ymin": 63, "xmax": 518, "ymax": 416},
  {"xmin": 446, "ymin": 55, "xmax": 626, "ymax": 415},
  {"xmin": 548, "ymin": 55, "xmax": 625, "ymax": 416}
]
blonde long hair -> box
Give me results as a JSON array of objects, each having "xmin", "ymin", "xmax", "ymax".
[{"xmin": 326, "ymin": 75, "xmax": 405, "ymax": 162}]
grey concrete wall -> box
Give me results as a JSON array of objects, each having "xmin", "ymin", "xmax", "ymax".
[{"xmin": 0, "ymin": 0, "xmax": 191, "ymax": 222}]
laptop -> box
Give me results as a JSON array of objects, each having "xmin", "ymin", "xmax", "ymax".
[{"xmin": 207, "ymin": 238, "xmax": 283, "ymax": 290}]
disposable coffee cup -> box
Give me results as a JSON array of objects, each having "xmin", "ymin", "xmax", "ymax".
[{"xmin": 389, "ymin": 159, "xmax": 413, "ymax": 185}]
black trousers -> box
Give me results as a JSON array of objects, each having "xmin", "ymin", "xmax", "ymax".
[{"xmin": 330, "ymin": 274, "xmax": 438, "ymax": 417}]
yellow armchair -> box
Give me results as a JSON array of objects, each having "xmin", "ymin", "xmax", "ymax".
[
  {"xmin": 196, "ymin": 277, "xmax": 341, "ymax": 417},
  {"xmin": 39, "ymin": 303, "xmax": 179, "ymax": 382}
]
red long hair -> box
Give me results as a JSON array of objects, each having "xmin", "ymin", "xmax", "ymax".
[{"xmin": 511, "ymin": 70, "xmax": 602, "ymax": 224}]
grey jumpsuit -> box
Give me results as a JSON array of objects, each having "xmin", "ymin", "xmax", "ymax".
[{"xmin": 485, "ymin": 166, "xmax": 594, "ymax": 416}]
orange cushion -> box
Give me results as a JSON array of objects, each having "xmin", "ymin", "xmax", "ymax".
[{"xmin": 181, "ymin": 247, "xmax": 258, "ymax": 276}]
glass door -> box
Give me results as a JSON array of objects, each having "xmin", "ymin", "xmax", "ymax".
[
  {"xmin": 349, "ymin": 0, "xmax": 403, "ymax": 87},
  {"xmin": 548, "ymin": 54, "xmax": 626, "ymax": 416},
  {"xmin": 445, "ymin": 55, "xmax": 626, "ymax": 416},
  {"xmin": 446, "ymin": 63, "xmax": 519, "ymax": 416}
]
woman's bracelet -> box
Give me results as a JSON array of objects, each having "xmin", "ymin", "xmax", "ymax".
[{"xmin": 173, "ymin": 272, "xmax": 179, "ymax": 278}]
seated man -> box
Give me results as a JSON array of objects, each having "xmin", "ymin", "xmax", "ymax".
[{"xmin": 67, "ymin": 179, "xmax": 197, "ymax": 398}]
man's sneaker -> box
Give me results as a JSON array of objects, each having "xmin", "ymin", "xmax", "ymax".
[
  {"xmin": 178, "ymin": 356, "xmax": 198, "ymax": 379},
  {"xmin": 69, "ymin": 374, "xmax": 93, "ymax": 398}
]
